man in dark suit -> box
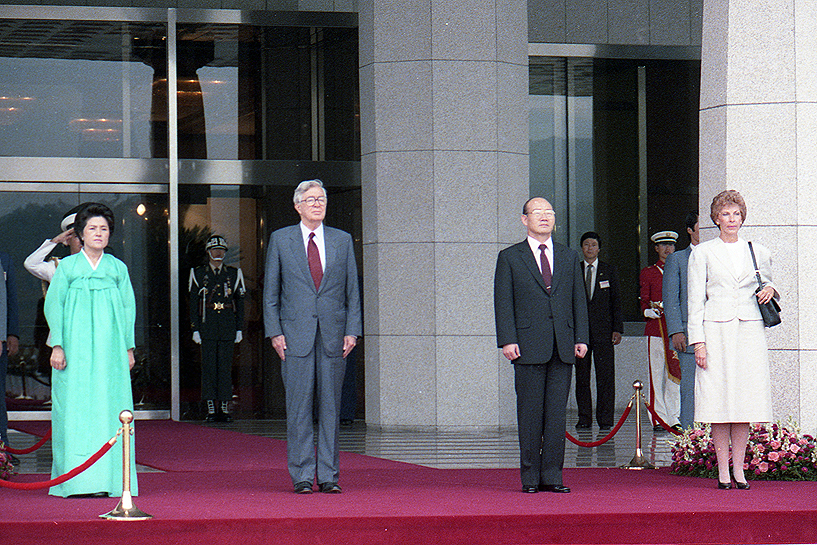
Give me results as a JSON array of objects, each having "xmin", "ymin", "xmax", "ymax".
[
  {"xmin": 574, "ymin": 232, "xmax": 624, "ymax": 431},
  {"xmin": 494, "ymin": 197, "xmax": 589, "ymax": 493},
  {"xmin": 263, "ymin": 179, "xmax": 362, "ymax": 495}
]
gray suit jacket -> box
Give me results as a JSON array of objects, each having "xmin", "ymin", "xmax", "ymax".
[
  {"xmin": 494, "ymin": 240, "xmax": 589, "ymax": 364},
  {"xmin": 263, "ymin": 224, "xmax": 362, "ymax": 358},
  {"xmin": 663, "ymin": 245, "xmax": 692, "ymax": 353}
]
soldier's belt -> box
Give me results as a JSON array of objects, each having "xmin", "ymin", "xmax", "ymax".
[{"xmin": 206, "ymin": 302, "xmax": 234, "ymax": 310}]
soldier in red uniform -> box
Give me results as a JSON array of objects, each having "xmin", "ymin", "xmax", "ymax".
[{"xmin": 640, "ymin": 230, "xmax": 681, "ymax": 431}]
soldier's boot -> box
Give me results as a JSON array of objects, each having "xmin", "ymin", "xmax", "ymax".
[
  {"xmin": 205, "ymin": 400, "xmax": 217, "ymax": 422},
  {"xmin": 219, "ymin": 401, "xmax": 233, "ymax": 423}
]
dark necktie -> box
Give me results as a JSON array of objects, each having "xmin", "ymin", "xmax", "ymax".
[
  {"xmin": 585, "ymin": 263, "xmax": 593, "ymax": 300},
  {"xmin": 539, "ymin": 244, "xmax": 552, "ymax": 291},
  {"xmin": 307, "ymin": 232, "xmax": 323, "ymax": 290}
]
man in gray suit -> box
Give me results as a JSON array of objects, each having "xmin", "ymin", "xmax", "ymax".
[
  {"xmin": 663, "ymin": 211, "xmax": 699, "ymax": 429},
  {"xmin": 263, "ymin": 179, "xmax": 362, "ymax": 494},
  {"xmin": 494, "ymin": 197, "xmax": 589, "ymax": 493}
]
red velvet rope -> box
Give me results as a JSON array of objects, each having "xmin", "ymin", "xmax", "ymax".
[
  {"xmin": 0, "ymin": 437, "xmax": 116, "ymax": 490},
  {"xmin": 2, "ymin": 429, "xmax": 53, "ymax": 455},
  {"xmin": 566, "ymin": 402, "xmax": 633, "ymax": 447},
  {"xmin": 642, "ymin": 400, "xmax": 683, "ymax": 436}
]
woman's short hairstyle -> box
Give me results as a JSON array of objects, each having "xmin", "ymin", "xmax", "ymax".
[
  {"xmin": 74, "ymin": 202, "xmax": 115, "ymax": 243},
  {"xmin": 709, "ymin": 190, "xmax": 746, "ymax": 227},
  {"xmin": 293, "ymin": 179, "xmax": 326, "ymax": 204}
]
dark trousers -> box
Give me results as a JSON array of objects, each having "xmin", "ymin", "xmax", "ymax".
[
  {"xmin": 201, "ymin": 338, "xmax": 233, "ymax": 401},
  {"xmin": 514, "ymin": 354, "xmax": 572, "ymax": 487},
  {"xmin": 574, "ymin": 339, "xmax": 615, "ymax": 427}
]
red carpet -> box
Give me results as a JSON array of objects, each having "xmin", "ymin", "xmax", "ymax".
[{"xmin": 3, "ymin": 420, "xmax": 817, "ymax": 544}]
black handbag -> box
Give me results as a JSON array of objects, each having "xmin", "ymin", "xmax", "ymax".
[{"xmin": 748, "ymin": 241, "xmax": 781, "ymax": 327}]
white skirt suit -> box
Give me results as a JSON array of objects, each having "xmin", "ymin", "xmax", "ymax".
[{"xmin": 686, "ymin": 237, "xmax": 775, "ymax": 423}]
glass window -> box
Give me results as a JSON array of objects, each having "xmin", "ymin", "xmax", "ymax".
[
  {"xmin": 178, "ymin": 183, "xmax": 362, "ymax": 419},
  {"xmin": 0, "ymin": 189, "xmax": 170, "ymax": 412},
  {"xmin": 175, "ymin": 24, "xmax": 359, "ymax": 161},
  {"xmin": 530, "ymin": 57, "xmax": 700, "ymax": 322},
  {"xmin": 0, "ymin": 20, "xmax": 166, "ymax": 159}
]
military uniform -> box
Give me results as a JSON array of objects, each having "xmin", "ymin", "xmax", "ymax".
[
  {"xmin": 190, "ymin": 236, "xmax": 245, "ymax": 421},
  {"xmin": 640, "ymin": 230, "xmax": 681, "ymax": 429}
]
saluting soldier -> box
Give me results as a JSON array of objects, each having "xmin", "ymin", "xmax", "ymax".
[{"xmin": 190, "ymin": 235, "xmax": 245, "ymax": 422}]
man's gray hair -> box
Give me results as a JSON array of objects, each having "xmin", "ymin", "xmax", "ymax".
[{"xmin": 293, "ymin": 179, "xmax": 327, "ymax": 204}]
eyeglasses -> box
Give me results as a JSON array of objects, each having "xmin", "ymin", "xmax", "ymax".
[
  {"xmin": 526, "ymin": 209, "xmax": 555, "ymax": 218},
  {"xmin": 299, "ymin": 196, "xmax": 327, "ymax": 206}
]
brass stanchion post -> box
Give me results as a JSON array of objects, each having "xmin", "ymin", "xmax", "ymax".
[
  {"xmin": 101, "ymin": 410, "xmax": 152, "ymax": 520},
  {"xmin": 620, "ymin": 381, "xmax": 657, "ymax": 470}
]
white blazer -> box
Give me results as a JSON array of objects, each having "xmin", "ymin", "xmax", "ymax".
[{"xmin": 686, "ymin": 236, "xmax": 777, "ymax": 346}]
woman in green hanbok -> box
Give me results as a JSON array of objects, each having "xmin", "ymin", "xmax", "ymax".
[{"xmin": 44, "ymin": 203, "xmax": 138, "ymax": 498}]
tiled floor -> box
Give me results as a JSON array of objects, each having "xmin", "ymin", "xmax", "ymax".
[{"xmin": 8, "ymin": 409, "xmax": 677, "ymax": 474}]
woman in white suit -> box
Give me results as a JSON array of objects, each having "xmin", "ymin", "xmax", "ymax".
[{"xmin": 687, "ymin": 190, "xmax": 778, "ymax": 490}]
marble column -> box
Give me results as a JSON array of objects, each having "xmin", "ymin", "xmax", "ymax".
[
  {"xmin": 359, "ymin": 0, "xmax": 529, "ymax": 427},
  {"xmin": 699, "ymin": 0, "xmax": 816, "ymax": 430}
]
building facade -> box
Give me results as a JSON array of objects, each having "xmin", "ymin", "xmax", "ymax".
[{"xmin": 4, "ymin": 0, "xmax": 806, "ymax": 432}]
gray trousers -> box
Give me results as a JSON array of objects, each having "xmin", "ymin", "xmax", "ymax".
[{"xmin": 281, "ymin": 327, "xmax": 346, "ymax": 485}]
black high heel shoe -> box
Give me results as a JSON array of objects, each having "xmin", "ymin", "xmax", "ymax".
[
  {"xmin": 734, "ymin": 481, "xmax": 750, "ymax": 490},
  {"xmin": 718, "ymin": 481, "xmax": 732, "ymax": 490}
]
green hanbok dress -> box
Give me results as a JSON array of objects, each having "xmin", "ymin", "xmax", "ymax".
[{"xmin": 44, "ymin": 250, "xmax": 138, "ymax": 497}]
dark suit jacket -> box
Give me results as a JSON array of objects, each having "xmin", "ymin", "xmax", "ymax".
[
  {"xmin": 263, "ymin": 224, "xmax": 362, "ymax": 358},
  {"xmin": 584, "ymin": 260, "xmax": 623, "ymax": 341},
  {"xmin": 494, "ymin": 239, "xmax": 589, "ymax": 364}
]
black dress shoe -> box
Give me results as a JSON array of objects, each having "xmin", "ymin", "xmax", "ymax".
[
  {"xmin": 319, "ymin": 482, "xmax": 342, "ymax": 493},
  {"xmin": 718, "ymin": 481, "xmax": 732, "ymax": 490},
  {"xmin": 204, "ymin": 413, "xmax": 217, "ymax": 423},
  {"xmin": 735, "ymin": 481, "xmax": 750, "ymax": 490},
  {"xmin": 294, "ymin": 481, "xmax": 313, "ymax": 494},
  {"xmin": 598, "ymin": 425, "xmax": 612, "ymax": 431},
  {"xmin": 7, "ymin": 453, "xmax": 20, "ymax": 465},
  {"xmin": 540, "ymin": 484, "xmax": 571, "ymax": 493},
  {"xmin": 575, "ymin": 422, "xmax": 591, "ymax": 429},
  {"xmin": 522, "ymin": 485, "xmax": 538, "ymax": 493}
]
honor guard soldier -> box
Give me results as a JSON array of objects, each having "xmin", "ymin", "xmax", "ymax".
[
  {"xmin": 190, "ymin": 235, "xmax": 245, "ymax": 422},
  {"xmin": 639, "ymin": 230, "xmax": 681, "ymax": 431}
]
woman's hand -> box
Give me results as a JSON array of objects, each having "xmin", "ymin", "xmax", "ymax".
[
  {"xmin": 128, "ymin": 348, "xmax": 135, "ymax": 370},
  {"xmin": 756, "ymin": 285, "xmax": 775, "ymax": 305},
  {"xmin": 51, "ymin": 346, "xmax": 67, "ymax": 370},
  {"xmin": 694, "ymin": 342, "xmax": 707, "ymax": 370}
]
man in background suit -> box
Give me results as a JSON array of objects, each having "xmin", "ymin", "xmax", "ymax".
[
  {"xmin": 663, "ymin": 212, "xmax": 699, "ymax": 430},
  {"xmin": 263, "ymin": 179, "xmax": 362, "ymax": 494},
  {"xmin": 0, "ymin": 251, "xmax": 19, "ymax": 463},
  {"xmin": 574, "ymin": 232, "xmax": 623, "ymax": 431},
  {"xmin": 494, "ymin": 197, "xmax": 589, "ymax": 493}
]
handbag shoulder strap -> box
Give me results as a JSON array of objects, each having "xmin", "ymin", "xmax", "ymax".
[{"xmin": 748, "ymin": 241, "xmax": 763, "ymax": 290}]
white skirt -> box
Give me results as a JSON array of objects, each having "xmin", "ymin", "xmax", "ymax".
[{"xmin": 693, "ymin": 318, "xmax": 773, "ymax": 423}]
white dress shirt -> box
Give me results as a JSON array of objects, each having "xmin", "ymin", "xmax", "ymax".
[
  {"xmin": 527, "ymin": 236, "xmax": 553, "ymax": 278},
  {"xmin": 300, "ymin": 222, "xmax": 326, "ymax": 272}
]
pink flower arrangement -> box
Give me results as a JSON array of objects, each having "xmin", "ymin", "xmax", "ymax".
[
  {"xmin": 670, "ymin": 420, "xmax": 817, "ymax": 481},
  {"xmin": 0, "ymin": 442, "xmax": 14, "ymax": 481}
]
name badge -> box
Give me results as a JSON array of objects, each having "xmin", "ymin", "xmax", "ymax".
[{"xmin": 599, "ymin": 280, "xmax": 610, "ymax": 289}]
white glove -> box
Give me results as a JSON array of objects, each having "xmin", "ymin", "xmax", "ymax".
[
  {"xmin": 192, "ymin": 331, "xmax": 202, "ymax": 344},
  {"xmin": 235, "ymin": 331, "xmax": 243, "ymax": 344},
  {"xmin": 644, "ymin": 308, "xmax": 661, "ymax": 319}
]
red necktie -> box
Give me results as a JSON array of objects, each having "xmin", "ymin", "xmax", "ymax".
[
  {"xmin": 308, "ymin": 232, "xmax": 323, "ymax": 290},
  {"xmin": 539, "ymin": 244, "xmax": 552, "ymax": 291}
]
